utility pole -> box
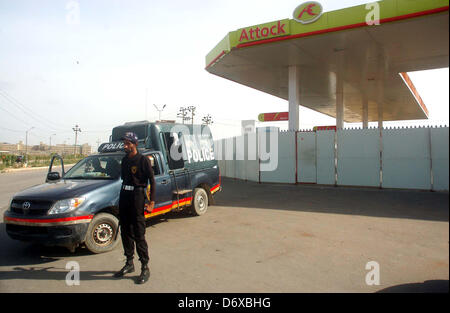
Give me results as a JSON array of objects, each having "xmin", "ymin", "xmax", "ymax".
[
  {"xmin": 153, "ymin": 104, "xmax": 167, "ymax": 122},
  {"xmin": 187, "ymin": 106, "xmax": 196, "ymax": 125},
  {"xmin": 202, "ymin": 114, "xmax": 213, "ymax": 125},
  {"xmin": 177, "ymin": 107, "xmax": 189, "ymax": 124},
  {"xmin": 49, "ymin": 133, "xmax": 56, "ymax": 152},
  {"xmin": 25, "ymin": 126, "xmax": 34, "ymax": 167},
  {"xmin": 72, "ymin": 125, "xmax": 81, "ymax": 155}
]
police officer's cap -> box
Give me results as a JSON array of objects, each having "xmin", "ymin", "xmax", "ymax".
[{"xmin": 121, "ymin": 132, "xmax": 139, "ymax": 145}]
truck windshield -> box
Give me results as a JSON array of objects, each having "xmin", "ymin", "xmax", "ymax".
[{"xmin": 64, "ymin": 155, "xmax": 122, "ymax": 180}]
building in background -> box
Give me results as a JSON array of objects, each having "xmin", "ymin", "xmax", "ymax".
[
  {"xmin": 241, "ymin": 120, "xmax": 256, "ymax": 134},
  {"xmin": 0, "ymin": 141, "xmax": 92, "ymax": 156}
]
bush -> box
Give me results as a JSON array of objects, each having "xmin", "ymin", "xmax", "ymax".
[{"xmin": 0, "ymin": 153, "xmax": 87, "ymax": 170}]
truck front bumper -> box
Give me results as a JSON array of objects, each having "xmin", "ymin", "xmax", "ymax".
[{"xmin": 3, "ymin": 213, "xmax": 93, "ymax": 247}]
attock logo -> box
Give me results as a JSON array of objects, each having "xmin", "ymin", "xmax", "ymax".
[{"xmin": 293, "ymin": 1, "xmax": 323, "ymax": 24}]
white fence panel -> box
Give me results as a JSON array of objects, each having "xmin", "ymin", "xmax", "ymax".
[
  {"xmin": 219, "ymin": 127, "xmax": 448, "ymax": 191},
  {"xmin": 260, "ymin": 131, "xmax": 296, "ymax": 184},
  {"xmin": 235, "ymin": 135, "xmax": 246, "ymax": 180},
  {"xmin": 337, "ymin": 129, "xmax": 380, "ymax": 187},
  {"xmin": 382, "ymin": 128, "xmax": 431, "ymax": 190},
  {"xmin": 297, "ymin": 131, "xmax": 316, "ymax": 183},
  {"xmin": 245, "ymin": 133, "xmax": 259, "ymax": 182},
  {"xmin": 431, "ymin": 127, "xmax": 449, "ymax": 191},
  {"xmin": 224, "ymin": 137, "xmax": 236, "ymax": 179},
  {"xmin": 316, "ymin": 130, "xmax": 335, "ymax": 185},
  {"xmin": 214, "ymin": 139, "xmax": 226, "ymax": 177}
]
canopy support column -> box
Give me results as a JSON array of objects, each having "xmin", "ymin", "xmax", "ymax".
[
  {"xmin": 378, "ymin": 103, "xmax": 384, "ymax": 129},
  {"xmin": 336, "ymin": 83, "xmax": 344, "ymax": 129},
  {"xmin": 288, "ymin": 65, "xmax": 300, "ymax": 131},
  {"xmin": 336, "ymin": 51, "xmax": 345, "ymax": 129},
  {"xmin": 362, "ymin": 96, "xmax": 369, "ymax": 129}
]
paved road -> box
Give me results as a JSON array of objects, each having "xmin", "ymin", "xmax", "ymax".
[
  {"xmin": 0, "ymin": 170, "xmax": 448, "ymax": 293},
  {"xmin": 0, "ymin": 166, "xmax": 69, "ymax": 210}
]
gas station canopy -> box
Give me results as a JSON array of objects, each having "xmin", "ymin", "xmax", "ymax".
[{"xmin": 205, "ymin": 0, "xmax": 449, "ymax": 128}]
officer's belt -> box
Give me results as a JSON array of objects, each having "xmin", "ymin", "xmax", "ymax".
[{"xmin": 122, "ymin": 185, "xmax": 145, "ymax": 191}]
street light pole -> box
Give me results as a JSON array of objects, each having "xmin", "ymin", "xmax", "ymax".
[
  {"xmin": 187, "ymin": 106, "xmax": 196, "ymax": 125},
  {"xmin": 202, "ymin": 114, "xmax": 213, "ymax": 125},
  {"xmin": 177, "ymin": 107, "xmax": 188, "ymax": 124},
  {"xmin": 72, "ymin": 125, "xmax": 81, "ymax": 155},
  {"xmin": 25, "ymin": 126, "xmax": 34, "ymax": 167},
  {"xmin": 153, "ymin": 104, "xmax": 166, "ymax": 122}
]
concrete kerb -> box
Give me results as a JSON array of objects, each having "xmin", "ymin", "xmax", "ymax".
[{"xmin": 0, "ymin": 164, "xmax": 76, "ymax": 174}]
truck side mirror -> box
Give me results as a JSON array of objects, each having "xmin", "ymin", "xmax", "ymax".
[
  {"xmin": 47, "ymin": 154, "xmax": 65, "ymax": 183},
  {"xmin": 47, "ymin": 172, "xmax": 61, "ymax": 181}
]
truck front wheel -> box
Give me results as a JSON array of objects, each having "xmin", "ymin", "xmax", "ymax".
[
  {"xmin": 190, "ymin": 188, "xmax": 209, "ymax": 216},
  {"xmin": 84, "ymin": 213, "xmax": 120, "ymax": 254}
]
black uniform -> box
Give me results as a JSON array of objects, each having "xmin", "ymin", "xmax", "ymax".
[{"xmin": 119, "ymin": 152, "xmax": 156, "ymax": 265}]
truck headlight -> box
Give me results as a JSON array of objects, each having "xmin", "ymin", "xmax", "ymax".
[
  {"xmin": 7, "ymin": 197, "xmax": 13, "ymax": 212},
  {"xmin": 48, "ymin": 197, "xmax": 86, "ymax": 215}
]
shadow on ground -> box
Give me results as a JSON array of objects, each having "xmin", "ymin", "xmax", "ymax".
[
  {"xmin": 215, "ymin": 178, "xmax": 449, "ymax": 222},
  {"xmin": 0, "ymin": 210, "xmax": 188, "ymax": 283},
  {"xmin": 0, "ymin": 266, "xmax": 121, "ymax": 282},
  {"xmin": 376, "ymin": 280, "xmax": 449, "ymax": 293}
]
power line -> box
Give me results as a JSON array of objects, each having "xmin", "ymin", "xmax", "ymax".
[
  {"xmin": 81, "ymin": 129, "xmax": 110, "ymax": 133},
  {"xmin": 0, "ymin": 99, "xmax": 76, "ymax": 140},
  {"xmin": 0, "ymin": 104, "xmax": 33, "ymax": 126},
  {"xmin": 0, "ymin": 89, "xmax": 63, "ymax": 127},
  {"xmin": 28, "ymin": 132, "xmax": 50, "ymax": 141},
  {"xmin": 0, "ymin": 89, "xmax": 67, "ymax": 131},
  {"xmin": 0, "ymin": 126, "xmax": 25, "ymax": 133}
]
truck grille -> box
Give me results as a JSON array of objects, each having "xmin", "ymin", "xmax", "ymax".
[{"xmin": 10, "ymin": 199, "xmax": 54, "ymax": 216}]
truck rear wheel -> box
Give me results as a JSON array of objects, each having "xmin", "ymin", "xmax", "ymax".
[
  {"xmin": 190, "ymin": 188, "xmax": 208, "ymax": 216},
  {"xmin": 84, "ymin": 213, "xmax": 120, "ymax": 254}
]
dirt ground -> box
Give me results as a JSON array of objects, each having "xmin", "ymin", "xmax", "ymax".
[{"xmin": 0, "ymin": 174, "xmax": 448, "ymax": 293}]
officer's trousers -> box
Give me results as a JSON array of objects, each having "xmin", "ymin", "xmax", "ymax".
[{"xmin": 118, "ymin": 188, "xmax": 149, "ymax": 265}]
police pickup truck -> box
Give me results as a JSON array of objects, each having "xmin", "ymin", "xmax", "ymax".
[{"xmin": 4, "ymin": 121, "xmax": 221, "ymax": 253}]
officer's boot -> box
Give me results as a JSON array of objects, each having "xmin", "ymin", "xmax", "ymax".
[
  {"xmin": 114, "ymin": 259, "xmax": 135, "ymax": 278},
  {"xmin": 136, "ymin": 263, "xmax": 150, "ymax": 284}
]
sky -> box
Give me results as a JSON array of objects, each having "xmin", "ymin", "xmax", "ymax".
[{"xmin": 0, "ymin": 0, "xmax": 448, "ymax": 151}]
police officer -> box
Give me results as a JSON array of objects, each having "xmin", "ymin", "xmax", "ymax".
[{"xmin": 114, "ymin": 132, "xmax": 155, "ymax": 284}]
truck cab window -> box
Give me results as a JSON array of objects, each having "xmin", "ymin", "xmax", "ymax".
[
  {"xmin": 65, "ymin": 155, "xmax": 122, "ymax": 180},
  {"xmin": 147, "ymin": 154, "xmax": 160, "ymax": 176},
  {"xmin": 161, "ymin": 132, "xmax": 184, "ymax": 170}
]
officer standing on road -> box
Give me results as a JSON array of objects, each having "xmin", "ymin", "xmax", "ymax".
[{"xmin": 114, "ymin": 132, "xmax": 155, "ymax": 284}]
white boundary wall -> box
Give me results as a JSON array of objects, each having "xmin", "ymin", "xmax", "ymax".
[
  {"xmin": 430, "ymin": 127, "xmax": 449, "ymax": 191},
  {"xmin": 215, "ymin": 127, "xmax": 448, "ymax": 191},
  {"xmin": 297, "ymin": 132, "xmax": 316, "ymax": 183},
  {"xmin": 260, "ymin": 131, "xmax": 296, "ymax": 184},
  {"xmin": 337, "ymin": 128, "xmax": 381, "ymax": 187},
  {"xmin": 245, "ymin": 133, "xmax": 259, "ymax": 182},
  {"xmin": 382, "ymin": 127, "xmax": 431, "ymax": 190},
  {"xmin": 316, "ymin": 130, "xmax": 335, "ymax": 185}
]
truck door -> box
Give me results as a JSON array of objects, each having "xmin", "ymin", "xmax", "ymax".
[
  {"xmin": 160, "ymin": 131, "xmax": 191, "ymax": 197},
  {"xmin": 146, "ymin": 153, "xmax": 173, "ymax": 214}
]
